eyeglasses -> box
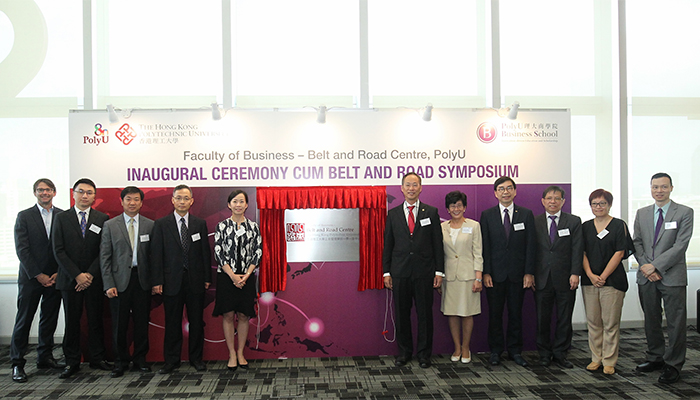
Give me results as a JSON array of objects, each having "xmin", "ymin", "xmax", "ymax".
[
  {"xmin": 173, "ymin": 196, "xmax": 192, "ymax": 202},
  {"xmin": 544, "ymin": 196, "xmax": 563, "ymax": 202},
  {"xmin": 448, "ymin": 204, "xmax": 464, "ymax": 210},
  {"xmin": 76, "ymin": 189, "xmax": 95, "ymax": 196},
  {"xmin": 496, "ymin": 186, "xmax": 514, "ymax": 193},
  {"xmin": 35, "ymin": 188, "xmax": 54, "ymax": 193},
  {"xmin": 591, "ymin": 201, "xmax": 608, "ymax": 208}
]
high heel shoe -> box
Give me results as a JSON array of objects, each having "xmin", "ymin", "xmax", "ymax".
[{"xmin": 228, "ymin": 365, "xmax": 238, "ymax": 372}]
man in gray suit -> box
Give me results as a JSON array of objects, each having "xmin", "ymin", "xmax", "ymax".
[
  {"xmin": 100, "ymin": 186, "xmax": 154, "ymax": 377},
  {"xmin": 633, "ymin": 172, "xmax": 694, "ymax": 384}
]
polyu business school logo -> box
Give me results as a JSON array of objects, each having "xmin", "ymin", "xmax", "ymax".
[
  {"xmin": 477, "ymin": 122, "xmax": 498, "ymax": 143},
  {"xmin": 84, "ymin": 123, "xmax": 137, "ymax": 146}
]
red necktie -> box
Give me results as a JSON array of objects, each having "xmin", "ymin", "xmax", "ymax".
[{"xmin": 408, "ymin": 205, "xmax": 415, "ymax": 235}]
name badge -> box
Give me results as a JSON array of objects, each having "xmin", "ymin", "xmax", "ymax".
[
  {"xmin": 597, "ymin": 229, "xmax": 609, "ymax": 239},
  {"xmin": 140, "ymin": 234, "xmax": 150, "ymax": 242},
  {"xmin": 420, "ymin": 218, "xmax": 431, "ymax": 226},
  {"xmin": 191, "ymin": 233, "xmax": 201, "ymax": 242},
  {"xmin": 462, "ymin": 227, "xmax": 472, "ymax": 234},
  {"xmin": 558, "ymin": 228, "xmax": 570, "ymax": 237},
  {"xmin": 235, "ymin": 227, "xmax": 246, "ymax": 237},
  {"xmin": 513, "ymin": 223, "xmax": 525, "ymax": 231},
  {"xmin": 89, "ymin": 224, "xmax": 101, "ymax": 234},
  {"xmin": 665, "ymin": 221, "xmax": 677, "ymax": 230}
]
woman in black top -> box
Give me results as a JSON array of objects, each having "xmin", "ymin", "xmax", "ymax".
[
  {"xmin": 213, "ymin": 190, "xmax": 262, "ymax": 371},
  {"xmin": 581, "ymin": 189, "xmax": 632, "ymax": 375}
]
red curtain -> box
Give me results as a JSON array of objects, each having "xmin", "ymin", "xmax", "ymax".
[{"xmin": 257, "ymin": 186, "xmax": 386, "ymax": 293}]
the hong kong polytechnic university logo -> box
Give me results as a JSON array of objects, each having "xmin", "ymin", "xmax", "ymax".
[
  {"xmin": 477, "ymin": 122, "xmax": 497, "ymax": 143},
  {"xmin": 84, "ymin": 123, "xmax": 137, "ymax": 146},
  {"xmin": 286, "ymin": 223, "xmax": 305, "ymax": 242}
]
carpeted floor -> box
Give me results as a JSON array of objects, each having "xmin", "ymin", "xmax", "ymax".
[{"xmin": 1, "ymin": 327, "xmax": 698, "ymax": 399}]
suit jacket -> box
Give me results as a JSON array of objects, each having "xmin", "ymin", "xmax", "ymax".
[
  {"xmin": 100, "ymin": 214, "xmax": 155, "ymax": 292},
  {"xmin": 633, "ymin": 200, "xmax": 694, "ymax": 287},
  {"xmin": 383, "ymin": 201, "xmax": 444, "ymax": 279},
  {"xmin": 151, "ymin": 213, "xmax": 212, "ymax": 296},
  {"xmin": 534, "ymin": 212, "xmax": 583, "ymax": 291},
  {"xmin": 441, "ymin": 219, "xmax": 483, "ymax": 281},
  {"xmin": 14, "ymin": 205, "xmax": 63, "ymax": 284},
  {"xmin": 480, "ymin": 204, "xmax": 536, "ymax": 283},
  {"xmin": 54, "ymin": 207, "xmax": 109, "ymax": 291}
]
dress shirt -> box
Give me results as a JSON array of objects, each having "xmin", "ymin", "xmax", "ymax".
[
  {"xmin": 545, "ymin": 211, "xmax": 562, "ymax": 231},
  {"xmin": 174, "ymin": 211, "xmax": 189, "ymax": 234},
  {"xmin": 498, "ymin": 203, "xmax": 514, "ymax": 224},
  {"xmin": 403, "ymin": 200, "xmax": 420, "ymax": 225},
  {"xmin": 653, "ymin": 202, "xmax": 671, "ymax": 229},
  {"xmin": 37, "ymin": 203, "xmax": 54, "ymax": 237},
  {"xmin": 74, "ymin": 206, "xmax": 91, "ymax": 224}
]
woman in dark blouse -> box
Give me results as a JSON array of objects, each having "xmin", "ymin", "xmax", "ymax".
[
  {"xmin": 213, "ymin": 190, "xmax": 262, "ymax": 371},
  {"xmin": 581, "ymin": 189, "xmax": 632, "ymax": 375}
]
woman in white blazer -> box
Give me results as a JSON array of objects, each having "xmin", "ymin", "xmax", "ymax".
[{"xmin": 440, "ymin": 191, "xmax": 483, "ymax": 364}]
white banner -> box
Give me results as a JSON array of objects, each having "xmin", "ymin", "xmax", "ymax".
[{"xmin": 69, "ymin": 108, "xmax": 570, "ymax": 187}]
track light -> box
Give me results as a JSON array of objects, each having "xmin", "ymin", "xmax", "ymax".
[
  {"xmin": 316, "ymin": 105, "xmax": 327, "ymax": 124},
  {"xmin": 107, "ymin": 104, "xmax": 118, "ymax": 123},
  {"xmin": 507, "ymin": 101, "xmax": 519, "ymax": 120},
  {"xmin": 422, "ymin": 104, "xmax": 433, "ymax": 122},
  {"xmin": 211, "ymin": 103, "xmax": 222, "ymax": 120}
]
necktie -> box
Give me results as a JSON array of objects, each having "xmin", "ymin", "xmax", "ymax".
[
  {"xmin": 128, "ymin": 217, "xmax": 136, "ymax": 250},
  {"xmin": 503, "ymin": 208, "xmax": 511, "ymax": 239},
  {"xmin": 407, "ymin": 206, "xmax": 415, "ymax": 235},
  {"xmin": 652, "ymin": 208, "xmax": 664, "ymax": 258},
  {"xmin": 180, "ymin": 217, "xmax": 189, "ymax": 269},
  {"xmin": 549, "ymin": 215, "xmax": 558, "ymax": 244},
  {"xmin": 79, "ymin": 211, "xmax": 87, "ymax": 238}
]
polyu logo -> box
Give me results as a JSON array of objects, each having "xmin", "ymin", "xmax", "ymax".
[
  {"xmin": 84, "ymin": 123, "xmax": 109, "ymax": 146},
  {"xmin": 115, "ymin": 123, "xmax": 137, "ymax": 145}
]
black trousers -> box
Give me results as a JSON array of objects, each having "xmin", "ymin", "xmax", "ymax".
[
  {"xmin": 162, "ymin": 270, "xmax": 205, "ymax": 364},
  {"xmin": 61, "ymin": 279, "xmax": 107, "ymax": 366},
  {"xmin": 392, "ymin": 276, "xmax": 434, "ymax": 360},
  {"xmin": 109, "ymin": 268, "xmax": 151, "ymax": 367},
  {"xmin": 486, "ymin": 279, "xmax": 525, "ymax": 355},
  {"xmin": 535, "ymin": 279, "xmax": 576, "ymax": 359},
  {"xmin": 10, "ymin": 280, "xmax": 62, "ymax": 367}
]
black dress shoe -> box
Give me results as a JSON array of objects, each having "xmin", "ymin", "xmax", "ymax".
[
  {"xmin": 190, "ymin": 360, "xmax": 207, "ymax": 372},
  {"xmin": 59, "ymin": 365, "xmax": 80, "ymax": 379},
  {"xmin": 418, "ymin": 359, "xmax": 431, "ymax": 368},
  {"xmin": 157, "ymin": 362, "xmax": 180, "ymax": 374},
  {"xmin": 238, "ymin": 363, "xmax": 249, "ymax": 370},
  {"xmin": 110, "ymin": 367, "xmax": 124, "ymax": 378},
  {"xmin": 489, "ymin": 352, "xmax": 501, "ymax": 366},
  {"xmin": 12, "ymin": 366, "xmax": 27, "ymax": 383},
  {"xmin": 89, "ymin": 360, "xmax": 113, "ymax": 371},
  {"xmin": 636, "ymin": 360, "xmax": 664, "ymax": 372},
  {"xmin": 510, "ymin": 354, "xmax": 528, "ymax": 367},
  {"xmin": 37, "ymin": 358, "xmax": 65, "ymax": 370},
  {"xmin": 553, "ymin": 357, "xmax": 573, "ymax": 369},
  {"xmin": 131, "ymin": 363, "xmax": 151, "ymax": 373},
  {"xmin": 394, "ymin": 356, "xmax": 411, "ymax": 367},
  {"xmin": 658, "ymin": 365, "xmax": 680, "ymax": 384},
  {"xmin": 538, "ymin": 357, "xmax": 551, "ymax": 367}
]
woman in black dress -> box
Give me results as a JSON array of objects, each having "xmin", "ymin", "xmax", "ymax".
[
  {"xmin": 581, "ymin": 189, "xmax": 633, "ymax": 375},
  {"xmin": 213, "ymin": 190, "xmax": 262, "ymax": 371}
]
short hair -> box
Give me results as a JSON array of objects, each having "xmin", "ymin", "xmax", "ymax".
[
  {"xmin": 401, "ymin": 172, "xmax": 422, "ymax": 185},
  {"xmin": 121, "ymin": 186, "xmax": 144, "ymax": 201},
  {"xmin": 173, "ymin": 184, "xmax": 192, "ymax": 197},
  {"xmin": 73, "ymin": 178, "xmax": 96, "ymax": 192},
  {"xmin": 227, "ymin": 189, "xmax": 249, "ymax": 204},
  {"xmin": 493, "ymin": 176, "xmax": 516, "ymax": 191},
  {"xmin": 542, "ymin": 185, "xmax": 565, "ymax": 199},
  {"xmin": 651, "ymin": 172, "xmax": 673, "ymax": 186},
  {"xmin": 588, "ymin": 189, "xmax": 613, "ymax": 206},
  {"xmin": 33, "ymin": 178, "xmax": 56, "ymax": 192},
  {"xmin": 445, "ymin": 191, "xmax": 467, "ymax": 209}
]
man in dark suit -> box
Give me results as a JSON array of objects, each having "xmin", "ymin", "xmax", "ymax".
[
  {"xmin": 383, "ymin": 172, "xmax": 444, "ymax": 368},
  {"xmin": 533, "ymin": 185, "xmax": 582, "ymax": 368},
  {"xmin": 10, "ymin": 179, "xmax": 64, "ymax": 383},
  {"xmin": 480, "ymin": 176, "xmax": 536, "ymax": 367},
  {"xmin": 151, "ymin": 184, "xmax": 211, "ymax": 374},
  {"xmin": 100, "ymin": 186, "xmax": 154, "ymax": 377},
  {"xmin": 53, "ymin": 178, "xmax": 111, "ymax": 379},
  {"xmin": 633, "ymin": 172, "xmax": 694, "ymax": 384}
]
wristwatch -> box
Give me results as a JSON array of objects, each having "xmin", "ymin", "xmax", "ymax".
[{"xmin": 476, "ymin": 278, "xmax": 482, "ymax": 283}]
